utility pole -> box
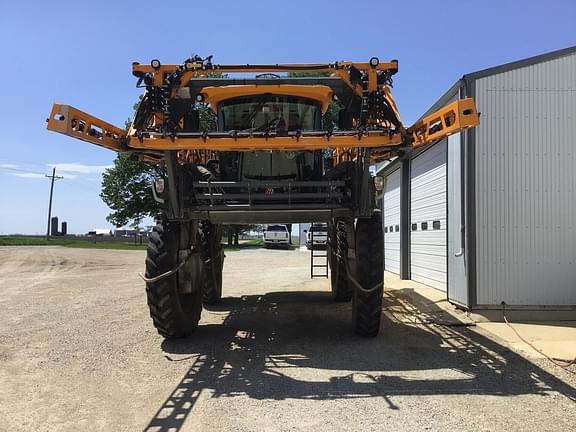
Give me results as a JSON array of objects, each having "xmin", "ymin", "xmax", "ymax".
[{"xmin": 45, "ymin": 167, "xmax": 64, "ymax": 240}]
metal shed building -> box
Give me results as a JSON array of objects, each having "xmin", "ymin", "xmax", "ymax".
[{"xmin": 379, "ymin": 46, "xmax": 576, "ymax": 318}]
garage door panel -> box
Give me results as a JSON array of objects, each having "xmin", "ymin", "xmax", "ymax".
[
  {"xmin": 411, "ymin": 227, "xmax": 446, "ymax": 238},
  {"xmin": 411, "ymin": 179, "xmax": 445, "ymax": 195},
  {"xmin": 411, "ymin": 147, "xmax": 446, "ymax": 176},
  {"xmin": 411, "ymin": 203, "xmax": 446, "ymax": 217},
  {"xmin": 411, "ymin": 255, "xmax": 447, "ymax": 271},
  {"xmin": 411, "ymin": 169, "xmax": 445, "ymax": 186},
  {"xmin": 411, "ymin": 249, "xmax": 447, "ymax": 262},
  {"xmin": 410, "ymin": 241, "xmax": 447, "ymax": 253},
  {"xmin": 384, "ymin": 169, "xmax": 401, "ymax": 275},
  {"xmin": 410, "ymin": 141, "xmax": 447, "ymax": 291},
  {"xmin": 412, "ymin": 190, "xmax": 445, "ymax": 203},
  {"xmin": 409, "ymin": 268, "xmax": 447, "ymax": 290},
  {"xmin": 385, "ymin": 253, "xmax": 401, "ymax": 270}
]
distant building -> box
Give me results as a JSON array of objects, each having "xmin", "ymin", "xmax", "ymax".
[
  {"xmin": 87, "ymin": 229, "xmax": 112, "ymax": 236},
  {"xmin": 113, "ymin": 228, "xmax": 138, "ymax": 237},
  {"xmin": 61, "ymin": 221, "xmax": 67, "ymax": 236}
]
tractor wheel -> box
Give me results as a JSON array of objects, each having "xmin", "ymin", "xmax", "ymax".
[
  {"xmin": 328, "ymin": 219, "xmax": 352, "ymax": 302},
  {"xmin": 198, "ymin": 220, "xmax": 224, "ymax": 305},
  {"xmin": 145, "ymin": 221, "xmax": 203, "ymax": 339},
  {"xmin": 351, "ymin": 213, "xmax": 384, "ymax": 337}
]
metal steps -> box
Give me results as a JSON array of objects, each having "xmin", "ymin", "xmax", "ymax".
[{"xmin": 310, "ymin": 224, "xmax": 328, "ymax": 279}]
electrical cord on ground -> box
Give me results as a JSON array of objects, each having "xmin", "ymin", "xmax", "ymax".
[{"xmin": 501, "ymin": 302, "xmax": 576, "ymax": 372}]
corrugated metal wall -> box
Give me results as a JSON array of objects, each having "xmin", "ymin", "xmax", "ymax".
[
  {"xmin": 447, "ymin": 132, "xmax": 468, "ymax": 305},
  {"xmin": 475, "ymin": 52, "xmax": 576, "ymax": 305}
]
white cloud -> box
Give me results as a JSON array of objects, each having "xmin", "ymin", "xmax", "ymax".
[
  {"xmin": 8, "ymin": 173, "xmax": 45, "ymax": 179},
  {"xmin": 1, "ymin": 162, "xmax": 110, "ymax": 180},
  {"xmin": 48, "ymin": 163, "xmax": 113, "ymax": 174}
]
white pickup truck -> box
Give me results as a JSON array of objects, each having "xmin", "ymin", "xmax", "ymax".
[
  {"xmin": 263, "ymin": 225, "xmax": 290, "ymax": 248},
  {"xmin": 306, "ymin": 223, "xmax": 328, "ymax": 249}
]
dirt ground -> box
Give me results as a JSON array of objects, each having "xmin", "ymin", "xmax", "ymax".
[{"xmin": 0, "ymin": 246, "xmax": 574, "ymax": 432}]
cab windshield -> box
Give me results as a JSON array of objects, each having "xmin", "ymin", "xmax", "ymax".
[{"xmin": 219, "ymin": 95, "xmax": 320, "ymax": 132}]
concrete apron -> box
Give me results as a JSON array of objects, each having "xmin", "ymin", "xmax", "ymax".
[{"xmin": 384, "ymin": 272, "xmax": 576, "ymax": 364}]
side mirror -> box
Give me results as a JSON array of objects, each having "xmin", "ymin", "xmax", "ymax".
[{"xmin": 303, "ymin": 230, "xmax": 308, "ymax": 233}]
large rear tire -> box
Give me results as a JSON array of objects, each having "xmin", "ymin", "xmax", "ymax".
[
  {"xmin": 198, "ymin": 220, "xmax": 224, "ymax": 305},
  {"xmin": 328, "ymin": 219, "xmax": 352, "ymax": 302},
  {"xmin": 351, "ymin": 213, "xmax": 384, "ymax": 337},
  {"xmin": 145, "ymin": 221, "xmax": 203, "ymax": 339}
]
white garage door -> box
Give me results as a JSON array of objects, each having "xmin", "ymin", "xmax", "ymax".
[
  {"xmin": 383, "ymin": 169, "xmax": 401, "ymax": 274},
  {"xmin": 410, "ymin": 141, "xmax": 447, "ymax": 291}
]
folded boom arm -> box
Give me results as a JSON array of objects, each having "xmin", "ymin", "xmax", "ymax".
[{"xmin": 46, "ymin": 57, "xmax": 479, "ymax": 162}]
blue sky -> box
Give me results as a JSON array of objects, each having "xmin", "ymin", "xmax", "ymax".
[{"xmin": 0, "ymin": 0, "xmax": 574, "ymax": 234}]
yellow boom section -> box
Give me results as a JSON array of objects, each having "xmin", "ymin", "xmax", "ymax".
[
  {"xmin": 131, "ymin": 61, "xmax": 399, "ymax": 96},
  {"xmin": 47, "ymin": 104, "xmax": 127, "ymax": 152},
  {"xmin": 408, "ymin": 98, "xmax": 479, "ymax": 148},
  {"xmin": 201, "ymin": 85, "xmax": 334, "ymax": 113},
  {"xmin": 46, "ymin": 57, "xmax": 479, "ymax": 161},
  {"xmin": 46, "ymin": 98, "xmax": 478, "ymax": 157},
  {"xmin": 128, "ymin": 132, "xmax": 404, "ymax": 151}
]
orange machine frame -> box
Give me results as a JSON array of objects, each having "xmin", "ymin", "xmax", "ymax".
[
  {"xmin": 201, "ymin": 85, "xmax": 335, "ymax": 113},
  {"xmin": 47, "ymin": 58, "xmax": 479, "ymax": 162}
]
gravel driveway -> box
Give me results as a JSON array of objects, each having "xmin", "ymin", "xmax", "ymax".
[{"xmin": 0, "ymin": 246, "xmax": 574, "ymax": 431}]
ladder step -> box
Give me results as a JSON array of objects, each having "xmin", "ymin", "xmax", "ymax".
[{"xmin": 309, "ymin": 222, "xmax": 329, "ymax": 279}]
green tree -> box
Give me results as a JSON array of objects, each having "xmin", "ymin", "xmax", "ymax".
[
  {"xmin": 100, "ymin": 77, "xmax": 254, "ymax": 240},
  {"xmin": 100, "ymin": 155, "xmax": 159, "ymax": 228},
  {"xmin": 197, "ymin": 103, "xmax": 217, "ymax": 132},
  {"xmin": 287, "ymin": 71, "xmax": 342, "ymax": 131},
  {"xmin": 100, "ymin": 103, "xmax": 216, "ymax": 228},
  {"xmin": 322, "ymin": 101, "xmax": 343, "ymax": 131},
  {"xmin": 222, "ymin": 226, "xmax": 241, "ymax": 246}
]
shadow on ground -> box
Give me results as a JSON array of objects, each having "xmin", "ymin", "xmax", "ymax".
[{"xmin": 144, "ymin": 289, "xmax": 576, "ymax": 431}]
